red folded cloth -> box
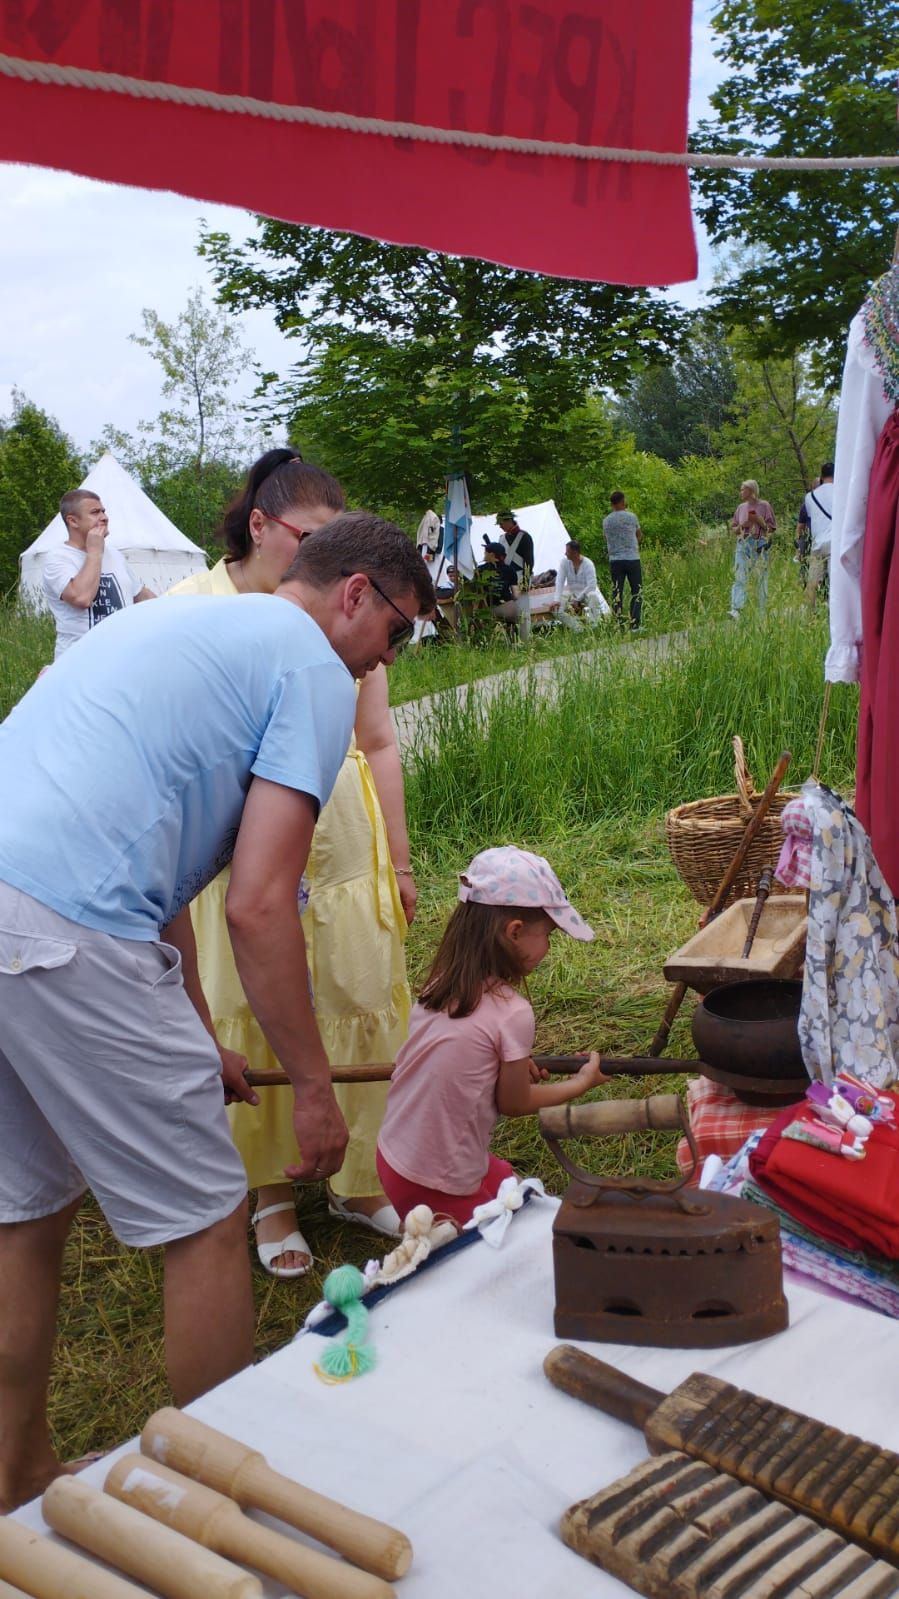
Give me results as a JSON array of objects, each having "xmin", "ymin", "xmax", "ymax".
[{"xmin": 749, "ymin": 1098, "xmax": 899, "ymax": 1259}]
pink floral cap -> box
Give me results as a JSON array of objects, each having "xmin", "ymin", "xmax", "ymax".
[{"xmin": 458, "ymin": 845, "xmax": 594, "ymax": 941}]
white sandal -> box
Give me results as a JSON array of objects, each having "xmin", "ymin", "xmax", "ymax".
[
  {"xmin": 251, "ymin": 1201, "xmax": 313, "ymax": 1279},
  {"xmin": 327, "ymin": 1191, "xmax": 402, "ymax": 1238}
]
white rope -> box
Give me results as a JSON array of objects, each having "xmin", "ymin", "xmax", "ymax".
[{"xmin": 3, "ymin": 51, "xmax": 899, "ymax": 172}]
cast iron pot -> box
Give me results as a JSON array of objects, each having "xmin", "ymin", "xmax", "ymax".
[{"xmin": 691, "ymin": 978, "xmax": 808, "ymax": 1107}]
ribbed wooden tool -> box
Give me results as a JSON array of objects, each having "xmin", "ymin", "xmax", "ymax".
[
  {"xmin": 43, "ymin": 1475, "xmax": 263, "ymax": 1599},
  {"xmin": 0, "ymin": 1512, "xmax": 155, "ymax": 1599},
  {"xmin": 561, "ymin": 1451, "xmax": 899, "ymax": 1598},
  {"xmin": 545, "ymin": 1345, "xmax": 899, "ymax": 1567},
  {"xmin": 141, "ymin": 1406, "xmax": 411, "ymax": 1580},
  {"xmin": 106, "ymin": 1455, "xmax": 396, "ymax": 1599}
]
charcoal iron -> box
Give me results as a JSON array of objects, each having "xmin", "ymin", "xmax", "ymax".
[{"xmin": 540, "ymin": 1095, "xmax": 787, "ymax": 1348}]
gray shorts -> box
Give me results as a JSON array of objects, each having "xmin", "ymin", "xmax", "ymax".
[{"xmin": 0, "ymin": 882, "xmax": 247, "ymax": 1246}]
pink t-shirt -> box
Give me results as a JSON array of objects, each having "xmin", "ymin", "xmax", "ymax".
[{"xmin": 377, "ymin": 984, "xmax": 535, "ymax": 1193}]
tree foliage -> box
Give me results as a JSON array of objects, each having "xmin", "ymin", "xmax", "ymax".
[
  {"xmin": 692, "ymin": 0, "xmax": 899, "ymax": 381},
  {"xmin": 0, "ymin": 392, "xmax": 83, "ymax": 595},
  {"xmin": 710, "ymin": 341, "xmax": 836, "ymax": 518},
  {"xmin": 130, "ymin": 288, "xmax": 252, "ymax": 471},
  {"xmin": 200, "ymin": 224, "xmax": 685, "ymax": 520},
  {"xmin": 616, "ymin": 318, "xmax": 737, "ymax": 464}
]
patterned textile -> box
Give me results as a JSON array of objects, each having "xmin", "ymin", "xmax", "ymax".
[
  {"xmin": 799, "ymin": 779, "xmax": 899, "ymax": 1087},
  {"xmin": 744, "ymin": 1179, "xmax": 899, "ymax": 1320},
  {"xmin": 675, "ymin": 1075, "xmax": 782, "ymax": 1180},
  {"xmin": 862, "ymin": 263, "xmax": 899, "ymax": 407},
  {"xmin": 775, "ymin": 795, "xmax": 812, "ymax": 890}
]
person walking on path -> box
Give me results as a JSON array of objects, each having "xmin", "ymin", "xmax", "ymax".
[
  {"xmin": 802, "ymin": 463, "xmax": 835, "ymax": 608},
  {"xmin": 602, "ymin": 491, "xmax": 643, "ymax": 629},
  {"xmin": 42, "ymin": 489, "xmax": 155, "ymax": 658},
  {"xmin": 0, "ymin": 517, "xmax": 433, "ymax": 1512},
  {"xmin": 729, "ymin": 479, "xmax": 776, "ymax": 618}
]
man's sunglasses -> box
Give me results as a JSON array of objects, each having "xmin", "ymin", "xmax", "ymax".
[{"xmin": 341, "ymin": 569, "xmax": 416, "ymax": 648}]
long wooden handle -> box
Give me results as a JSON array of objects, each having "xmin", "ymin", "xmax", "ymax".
[
  {"xmin": 43, "ymin": 1476, "xmax": 263, "ymax": 1599},
  {"xmin": 647, "ymin": 981, "xmax": 689, "ymax": 1058},
  {"xmin": 699, "ymin": 749, "xmax": 791, "ymax": 928},
  {"xmin": 544, "ymin": 1345, "xmax": 664, "ymax": 1430},
  {"xmin": 540, "ymin": 1094, "xmax": 684, "ymax": 1141},
  {"xmin": 0, "ymin": 1513, "xmax": 154, "ymax": 1599},
  {"xmin": 141, "ymin": 1407, "xmax": 412, "ymax": 1582},
  {"xmin": 107, "ymin": 1455, "xmax": 396, "ymax": 1599},
  {"xmin": 247, "ymin": 1056, "xmax": 697, "ymax": 1088}
]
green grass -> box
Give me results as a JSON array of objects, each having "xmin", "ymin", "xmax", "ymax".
[{"xmin": 0, "ymin": 538, "xmax": 856, "ymax": 1461}]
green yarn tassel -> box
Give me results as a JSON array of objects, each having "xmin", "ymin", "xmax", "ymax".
[{"xmin": 315, "ymin": 1264, "xmax": 377, "ymax": 1383}]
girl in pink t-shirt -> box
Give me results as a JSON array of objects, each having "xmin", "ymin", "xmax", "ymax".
[{"xmin": 376, "ymin": 846, "xmax": 604, "ymax": 1227}]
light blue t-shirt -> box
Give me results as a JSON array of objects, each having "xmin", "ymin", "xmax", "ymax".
[{"xmin": 0, "ymin": 594, "xmax": 355, "ymax": 939}]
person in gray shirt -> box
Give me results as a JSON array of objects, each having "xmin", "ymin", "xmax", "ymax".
[{"xmin": 602, "ymin": 491, "xmax": 642, "ymax": 628}]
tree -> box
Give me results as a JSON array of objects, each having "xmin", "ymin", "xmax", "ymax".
[
  {"xmin": 0, "ymin": 392, "xmax": 83, "ymax": 595},
  {"xmin": 200, "ymin": 224, "xmax": 685, "ymax": 520},
  {"xmin": 93, "ymin": 291, "xmax": 259, "ymax": 553},
  {"xmin": 691, "ymin": 0, "xmax": 899, "ymax": 382},
  {"xmin": 616, "ymin": 318, "xmax": 737, "ymax": 463},
  {"xmin": 710, "ymin": 340, "xmax": 837, "ymax": 519},
  {"xmin": 130, "ymin": 288, "xmax": 252, "ymax": 471}
]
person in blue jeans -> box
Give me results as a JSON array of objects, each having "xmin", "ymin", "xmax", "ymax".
[{"xmin": 729, "ymin": 479, "xmax": 776, "ymax": 618}]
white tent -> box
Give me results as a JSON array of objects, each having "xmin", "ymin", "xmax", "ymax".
[
  {"xmin": 19, "ymin": 452, "xmax": 208, "ymax": 603},
  {"xmin": 433, "ymin": 498, "xmax": 571, "ymax": 584}
]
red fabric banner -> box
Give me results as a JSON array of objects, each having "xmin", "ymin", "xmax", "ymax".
[{"xmin": 0, "ymin": 1, "xmax": 695, "ymax": 286}]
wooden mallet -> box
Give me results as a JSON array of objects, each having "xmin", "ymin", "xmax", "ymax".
[
  {"xmin": 0, "ymin": 1512, "xmax": 155, "ymax": 1599},
  {"xmin": 106, "ymin": 1455, "xmax": 396, "ymax": 1599},
  {"xmin": 141, "ymin": 1407, "xmax": 411, "ymax": 1581},
  {"xmin": 43, "ymin": 1475, "xmax": 263, "ymax": 1599}
]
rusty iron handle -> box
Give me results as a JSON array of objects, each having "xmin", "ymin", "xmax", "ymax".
[
  {"xmin": 741, "ymin": 866, "xmax": 773, "ymax": 958},
  {"xmin": 544, "ymin": 1345, "xmax": 663, "ymax": 1431}
]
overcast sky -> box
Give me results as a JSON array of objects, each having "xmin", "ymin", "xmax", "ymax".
[{"xmin": 0, "ymin": 2, "xmax": 722, "ymax": 455}]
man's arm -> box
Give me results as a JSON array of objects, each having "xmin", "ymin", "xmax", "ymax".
[
  {"xmin": 635, "ymin": 521, "xmax": 642, "ymax": 546},
  {"xmin": 354, "ymin": 665, "xmax": 417, "ymax": 924},
  {"xmin": 225, "ymin": 776, "xmax": 348, "ymax": 1181},
  {"xmin": 58, "ymin": 530, "xmax": 105, "ymax": 608}
]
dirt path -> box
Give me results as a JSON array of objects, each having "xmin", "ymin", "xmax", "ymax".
[{"xmin": 391, "ymin": 631, "xmax": 684, "ymax": 754}]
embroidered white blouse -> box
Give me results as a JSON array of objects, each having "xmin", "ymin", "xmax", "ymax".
[{"xmin": 825, "ymin": 311, "xmax": 894, "ymax": 684}]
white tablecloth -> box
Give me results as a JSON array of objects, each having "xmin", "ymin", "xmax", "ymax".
[{"xmin": 16, "ymin": 1196, "xmax": 899, "ymax": 1597}]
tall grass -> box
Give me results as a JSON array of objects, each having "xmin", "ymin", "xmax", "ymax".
[
  {"xmin": 0, "ymin": 604, "xmax": 54, "ymax": 717},
  {"xmin": 404, "ymin": 607, "xmax": 856, "ymax": 853}
]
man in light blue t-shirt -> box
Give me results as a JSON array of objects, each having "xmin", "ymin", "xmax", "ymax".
[{"xmin": 0, "ymin": 511, "xmax": 432, "ymax": 1512}]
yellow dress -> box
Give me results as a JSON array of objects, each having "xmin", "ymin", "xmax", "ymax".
[{"xmin": 167, "ymin": 559, "xmax": 411, "ymax": 1196}]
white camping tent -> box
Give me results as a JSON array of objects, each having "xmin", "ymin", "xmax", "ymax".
[
  {"xmin": 19, "ymin": 452, "xmax": 208, "ymax": 604},
  {"xmin": 469, "ymin": 499, "xmax": 570, "ymax": 581}
]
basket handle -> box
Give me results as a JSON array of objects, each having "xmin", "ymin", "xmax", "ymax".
[{"xmin": 733, "ymin": 734, "xmax": 755, "ymax": 817}]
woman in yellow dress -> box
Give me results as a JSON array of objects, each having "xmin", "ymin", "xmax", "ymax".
[{"xmin": 169, "ymin": 449, "xmax": 415, "ymax": 1275}]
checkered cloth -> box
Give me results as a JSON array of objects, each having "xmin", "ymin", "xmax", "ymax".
[
  {"xmin": 775, "ymin": 795, "xmax": 812, "ymax": 889},
  {"xmin": 675, "ymin": 1075, "xmax": 784, "ymax": 1181}
]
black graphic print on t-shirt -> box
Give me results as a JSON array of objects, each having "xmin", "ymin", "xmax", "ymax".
[{"xmin": 88, "ymin": 573, "xmax": 127, "ymax": 628}]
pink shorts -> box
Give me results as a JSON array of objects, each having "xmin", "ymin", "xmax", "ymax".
[{"xmin": 376, "ymin": 1148, "xmax": 515, "ymax": 1228}]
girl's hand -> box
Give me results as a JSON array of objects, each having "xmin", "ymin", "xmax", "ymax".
[
  {"xmin": 529, "ymin": 1059, "xmax": 550, "ymax": 1083},
  {"xmin": 575, "ymin": 1051, "xmax": 606, "ymax": 1092}
]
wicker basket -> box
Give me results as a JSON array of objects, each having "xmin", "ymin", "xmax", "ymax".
[{"xmin": 665, "ymin": 737, "xmax": 798, "ymax": 907}]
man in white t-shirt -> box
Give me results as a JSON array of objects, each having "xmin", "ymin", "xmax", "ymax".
[
  {"xmin": 42, "ymin": 489, "xmax": 156, "ymax": 658},
  {"xmin": 803, "ymin": 462, "xmax": 834, "ymax": 608},
  {"xmin": 553, "ymin": 540, "xmax": 608, "ymax": 626}
]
